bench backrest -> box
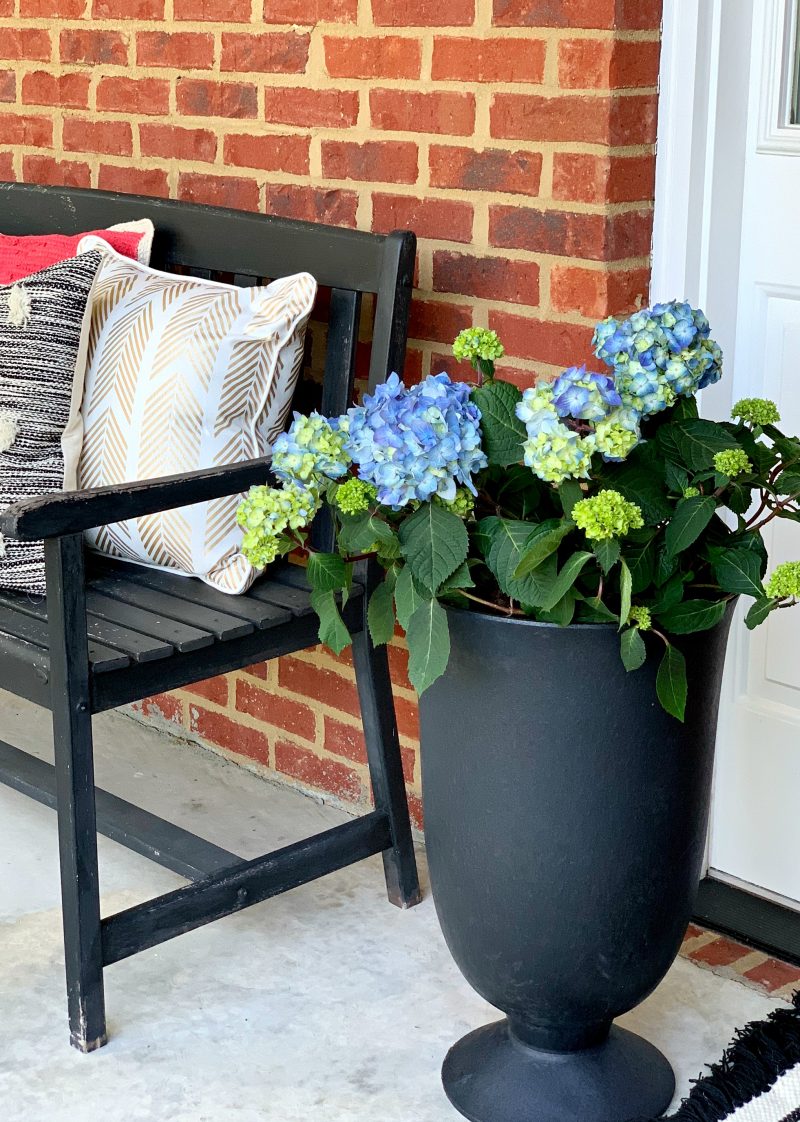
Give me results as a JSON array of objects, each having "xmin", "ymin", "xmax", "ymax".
[{"xmin": 0, "ymin": 182, "xmax": 416, "ymax": 413}]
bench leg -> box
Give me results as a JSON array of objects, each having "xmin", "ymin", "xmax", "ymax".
[
  {"xmin": 46, "ymin": 536, "xmax": 107, "ymax": 1052},
  {"xmin": 352, "ymin": 566, "xmax": 421, "ymax": 909}
]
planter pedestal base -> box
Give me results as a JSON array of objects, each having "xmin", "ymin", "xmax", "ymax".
[{"xmin": 441, "ymin": 1019, "xmax": 675, "ymax": 1122}]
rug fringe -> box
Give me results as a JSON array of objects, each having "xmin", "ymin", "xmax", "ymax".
[{"xmin": 640, "ymin": 990, "xmax": 800, "ymax": 1122}]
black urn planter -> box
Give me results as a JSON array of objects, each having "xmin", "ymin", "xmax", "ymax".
[{"xmin": 419, "ymin": 606, "xmax": 734, "ymax": 1122}]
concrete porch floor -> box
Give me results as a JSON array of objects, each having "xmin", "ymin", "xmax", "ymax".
[{"xmin": 0, "ymin": 691, "xmax": 788, "ymax": 1122}]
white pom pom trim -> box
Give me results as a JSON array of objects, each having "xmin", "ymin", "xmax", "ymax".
[
  {"xmin": 0, "ymin": 412, "xmax": 18, "ymax": 454},
  {"xmin": 7, "ymin": 284, "xmax": 32, "ymax": 329}
]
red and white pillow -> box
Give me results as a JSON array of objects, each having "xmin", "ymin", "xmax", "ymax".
[{"xmin": 0, "ymin": 219, "xmax": 153, "ymax": 285}]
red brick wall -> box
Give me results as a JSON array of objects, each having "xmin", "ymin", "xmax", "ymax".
[{"xmin": 1, "ymin": 0, "xmax": 663, "ymax": 825}]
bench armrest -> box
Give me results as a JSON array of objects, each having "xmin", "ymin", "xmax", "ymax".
[{"xmin": 0, "ymin": 457, "xmax": 274, "ymax": 542}]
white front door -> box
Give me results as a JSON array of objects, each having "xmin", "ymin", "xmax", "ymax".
[{"xmin": 653, "ymin": 0, "xmax": 800, "ymax": 910}]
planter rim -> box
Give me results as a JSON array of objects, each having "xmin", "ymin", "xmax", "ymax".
[{"xmin": 444, "ymin": 602, "xmax": 613, "ymax": 631}]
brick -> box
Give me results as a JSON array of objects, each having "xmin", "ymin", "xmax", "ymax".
[
  {"xmin": 552, "ymin": 153, "xmax": 655, "ymax": 204},
  {"xmin": 323, "ymin": 715, "xmax": 367, "ymax": 764},
  {"xmin": 407, "ymin": 791, "xmax": 423, "ymax": 830},
  {"xmin": 558, "ymin": 38, "xmax": 661, "ymax": 90},
  {"xmin": 493, "ymin": 0, "xmax": 617, "ymax": 28},
  {"xmin": 743, "ymin": 958, "xmax": 800, "ymax": 994},
  {"xmin": 432, "ymin": 37, "xmax": 546, "ymax": 83},
  {"xmin": 136, "ymin": 32, "xmax": 215, "ymax": 70},
  {"xmin": 408, "ymin": 299, "xmax": 472, "ymax": 344},
  {"xmin": 60, "ymin": 30, "xmax": 128, "ymax": 67},
  {"xmin": 688, "ymin": 938, "xmax": 748, "ymax": 969},
  {"xmin": 684, "ymin": 924, "xmax": 705, "ymax": 941},
  {"xmin": 387, "ymin": 642, "xmax": 412, "ymax": 691},
  {"xmin": 274, "ymin": 740, "xmax": 363, "ymax": 802},
  {"xmin": 21, "ymin": 0, "xmax": 85, "ymax": 14},
  {"xmin": 0, "ymin": 0, "xmax": 11, "ymax": 13},
  {"xmin": 264, "ymin": 183, "xmax": 358, "ymax": 227},
  {"xmin": 371, "ymin": 89, "xmax": 475, "ymax": 136},
  {"xmin": 22, "ymin": 154, "xmax": 91, "ymax": 189},
  {"xmin": 0, "ymin": 30, "xmax": 52, "ymax": 63},
  {"xmin": 134, "ymin": 693, "xmax": 184, "ymax": 726},
  {"xmin": 488, "ymin": 311, "xmax": 596, "ymax": 369},
  {"xmin": 189, "ymin": 704, "xmax": 270, "ymax": 767},
  {"xmin": 21, "ymin": 71, "xmax": 89, "ymax": 109},
  {"xmin": 0, "ymin": 113, "xmax": 53, "ymax": 148},
  {"xmin": 177, "ymin": 79, "xmax": 258, "ymax": 120},
  {"xmin": 97, "ymin": 77, "xmax": 170, "ymax": 117},
  {"xmin": 393, "ymin": 693, "xmax": 419, "ymax": 742},
  {"xmin": 429, "ymin": 145, "xmax": 541, "ymax": 197},
  {"xmin": 491, "ymin": 93, "xmax": 610, "ymax": 144},
  {"xmin": 264, "ymin": 87, "xmax": 358, "ymax": 129},
  {"xmin": 608, "ymin": 209, "xmax": 653, "ymax": 259},
  {"xmin": 63, "ymin": 118, "xmax": 131, "ymax": 156},
  {"xmin": 224, "ymin": 132, "xmax": 310, "ymax": 175},
  {"xmin": 0, "ymin": 152, "xmax": 12, "ymax": 178},
  {"xmin": 0, "ymin": 71, "xmax": 15, "ymax": 103},
  {"xmin": 490, "ymin": 205, "xmax": 606, "ymax": 259},
  {"xmin": 235, "ymin": 679, "xmax": 316, "ymax": 741},
  {"xmin": 279, "ymin": 656, "xmax": 361, "ymax": 717},
  {"xmin": 321, "ymin": 140, "xmax": 418, "ymax": 185},
  {"xmin": 176, "ymin": 0, "xmax": 251, "ymax": 16},
  {"xmin": 139, "ymin": 123, "xmax": 217, "ymax": 163},
  {"xmin": 182, "ymin": 677, "xmax": 229, "ymax": 706},
  {"xmin": 617, "ymin": 0, "xmax": 663, "ymax": 31},
  {"xmin": 550, "ymin": 264, "xmax": 650, "ymax": 319},
  {"xmin": 264, "ymin": 0, "xmax": 357, "ymax": 21},
  {"xmin": 98, "ymin": 164, "xmax": 170, "ymax": 197},
  {"xmin": 93, "ymin": 0, "xmax": 163, "ymax": 16},
  {"xmin": 178, "ymin": 171, "xmax": 260, "ymax": 211},
  {"xmin": 221, "ymin": 32, "xmax": 310, "ymax": 74},
  {"xmin": 324, "ymin": 36, "xmax": 421, "ymax": 80},
  {"xmin": 609, "ymin": 93, "xmax": 659, "ymax": 145},
  {"xmin": 372, "ymin": 193, "xmax": 473, "ymax": 244},
  {"xmin": 372, "ymin": 0, "xmax": 474, "ymax": 25},
  {"xmin": 434, "ymin": 251, "xmax": 539, "ymax": 306}
]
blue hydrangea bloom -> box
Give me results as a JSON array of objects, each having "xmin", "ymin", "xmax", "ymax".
[
  {"xmin": 272, "ymin": 411, "xmax": 351, "ymax": 484},
  {"xmin": 550, "ymin": 364, "xmax": 621, "ymax": 422},
  {"xmin": 345, "ymin": 372, "xmax": 488, "ymax": 510},
  {"xmin": 516, "ymin": 385, "xmax": 595, "ymax": 484},
  {"xmin": 592, "ymin": 301, "xmax": 722, "ymax": 417}
]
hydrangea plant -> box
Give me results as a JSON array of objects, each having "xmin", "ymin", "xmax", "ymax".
[{"xmin": 237, "ymin": 301, "xmax": 800, "ymax": 720}]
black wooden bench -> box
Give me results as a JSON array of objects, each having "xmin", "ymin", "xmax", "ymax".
[{"xmin": 0, "ymin": 182, "xmax": 420, "ymax": 1053}]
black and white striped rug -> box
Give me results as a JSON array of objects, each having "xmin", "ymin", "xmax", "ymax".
[{"xmin": 655, "ymin": 992, "xmax": 799, "ymax": 1121}]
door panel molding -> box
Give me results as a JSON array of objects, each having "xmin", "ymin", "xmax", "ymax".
[{"xmin": 757, "ymin": 0, "xmax": 800, "ymax": 154}]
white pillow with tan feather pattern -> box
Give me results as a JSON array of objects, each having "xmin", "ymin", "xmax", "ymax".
[{"xmin": 77, "ymin": 238, "xmax": 317, "ymax": 594}]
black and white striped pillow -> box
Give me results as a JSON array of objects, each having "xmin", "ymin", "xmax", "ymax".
[{"xmin": 0, "ymin": 251, "xmax": 103, "ymax": 596}]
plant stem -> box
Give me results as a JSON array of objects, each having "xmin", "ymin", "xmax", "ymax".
[{"xmin": 457, "ymin": 589, "xmax": 526, "ymax": 617}]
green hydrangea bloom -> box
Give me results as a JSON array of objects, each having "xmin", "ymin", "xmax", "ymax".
[
  {"xmin": 593, "ymin": 418, "xmax": 639, "ymax": 462},
  {"xmin": 334, "ymin": 477, "xmax": 378, "ymax": 516},
  {"xmin": 237, "ymin": 480, "xmax": 321, "ymax": 568},
  {"xmin": 572, "ymin": 489, "xmax": 645, "ymax": 541},
  {"xmin": 453, "ymin": 328, "xmax": 505, "ymax": 365},
  {"xmin": 683, "ymin": 486, "xmax": 700, "ymax": 499},
  {"xmin": 713, "ymin": 448, "xmax": 752, "ymax": 478},
  {"xmin": 731, "ymin": 398, "xmax": 781, "ymax": 426},
  {"xmin": 765, "ymin": 560, "xmax": 800, "ymax": 600},
  {"xmin": 433, "ymin": 487, "xmax": 475, "ymax": 519},
  {"xmin": 272, "ymin": 413, "xmax": 351, "ymax": 485},
  {"xmin": 629, "ymin": 605, "xmax": 652, "ymax": 631}
]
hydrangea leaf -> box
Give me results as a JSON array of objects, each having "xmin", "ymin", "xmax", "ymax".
[
  {"xmin": 593, "ymin": 538, "xmax": 621, "ymax": 575},
  {"xmin": 604, "ymin": 462, "xmax": 672, "ymax": 524},
  {"xmin": 310, "ymin": 589, "xmax": 352, "ymax": 655},
  {"xmin": 620, "ymin": 627, "xmax": 647, "ymax": 672},
  {"xmin": 648, "ymin": 572, "xmax": 685, "ymax": 615},
  {"xmin": 745, "ymin": 597, "xmax": 777, "ymax": 629},
  {"xmin": 406, "ymin": 598, "xmax": 451, "ymax": 695},
  {"xmin": 394, "ymin": 564, "xmax": 426, "ymax": 630},
  {"xmin": 439, "ymin": 561, "xmax": 474, "ymax": 593},
  {"xmin": 558, "ymin": 479, "xmax": 584, "ymax": 519},
  {"xmin": 654, "ymin": 542, "xmax": 680, "ymax": 586},
  {"xmin": 668, "ymin": 420, "xmax": 741, "ymax": 471},
  {"xmin": 619, "ymin": 558, "xmax": 632, "ymax": 631},
  {"xmin": 655, "ymin": 598, "xmax": 728, "ymax": 634},
  {"xmin": 665, "ymin": 496, "xmax": 717, "ymax": 558},
  {"xmin": 711, "ymin": 548, "xmax": 765, "ymax": 599},
  {"xmin": 577, "ymin": 596, "xmax": 618, "ymax": 623},
  {"xmin": 624, "ymin": 531, "xmax": 658, "ymax": 593},
  {"xmin": 487, "ymin": 518, "xmax": 558, "ymax": 606},
  {"xmin": 538, "ymin": 551, "xmax": 593, "ymax": 612},
  {"xmin": 663, "ymin": 461, "xmax": 689, "ymax": 495},
  {"xmin": 474, "ymin": 515, "xmax": 503, "ymax": 561},
  {"xmin": 656, "ymin": 643, "xmax": 687, "ymax": 721},
  {"xmin": 398, "ymin": 502, "xmax": 468, "ymax": 596},
  {"xmin": 514, "ymin": 519, "xmax": 574, "ymax": 579},
  {"xmin": 338, "ymin": 511, "xmax": 398, "ymax": 556},
  {"xmin": 775, "ymin": 468, "xmax": 800, "ymax": 497},
  {"xmin": 306, "ymin": 551, "xmax": 348, "ymax": 594},
  {"xmin": 471, "ymin": 380, "xmax": 527, "ymax": 468},
  {"xmin": 536, "ymin": 588, "xmax": 578, "ymax": 627},
  {"xmin": 367, "ymin": 574, "xmax": 397, "ymax": 647}
]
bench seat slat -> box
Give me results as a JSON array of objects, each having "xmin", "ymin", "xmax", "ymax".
[
  {"xmin": 91, "ymin": 559, "xmax": 292, "ymax": 631},
  {"xmin": 0, "ymin": 590, "xmax": 173, "ymax": 664},
  {"xmin": 85, "ymin": 592, "xmax": 214, "ymax": 654},
  {"xmin": 0, "ymin": 603, "xmax": 130, "ymax": 673},
  {"xmin": 88, "ymin": 576, "xmax": 255, "ymax": 642}
]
